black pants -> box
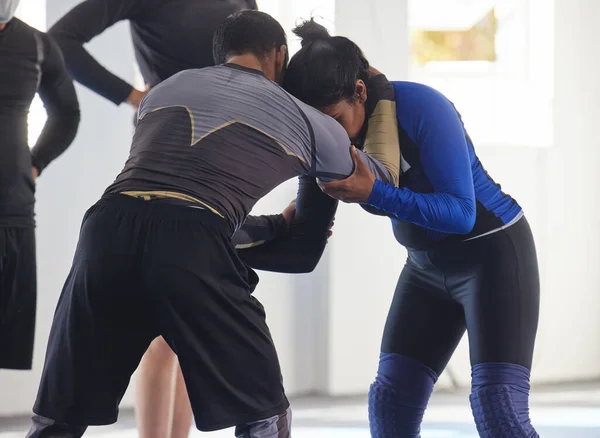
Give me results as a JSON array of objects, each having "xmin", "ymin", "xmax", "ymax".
[
  {"xmin": 381, "ymin": 216, "xmax": 540, "ymax": 374},
  {"xmin": 0, "ymin": 226, "xmax": 36, "ymax": 370},
  {"xmin": 32, "ymin": 195, "xmax": 288, "ymax": 431}
]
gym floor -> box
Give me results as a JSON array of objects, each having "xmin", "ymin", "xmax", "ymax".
[{"xmin": 1, "ymin": 384, "xmax": 599, "ymax": 437}]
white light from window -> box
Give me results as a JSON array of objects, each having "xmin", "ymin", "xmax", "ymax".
[
  {"xmin": 408, "ymin": 0, "xmax": 554, "ymax": 147},
  {"xmin": 14, "ymin": 0, "xmax": 47, "ymax": 149},
  {"xmin": 257, "ymin": 0, "xmax": 334, "ymax": 57}
]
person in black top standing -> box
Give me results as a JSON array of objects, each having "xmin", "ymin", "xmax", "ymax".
[
  {"xmin": 0, "ymin": 0, "xmax": 80, "ymax": 371},
  {"xmin": 47, "ymin": 2, "xmax": 258, "ymax": 438},
  {"xmin": 48, "ymin": 0, "xmax": 257, "ymax": 109}
]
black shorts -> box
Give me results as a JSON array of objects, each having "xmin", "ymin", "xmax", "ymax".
[
  {"xmin": 33, "ymin": 195, "xmax": 289, "ymax": 431},
  {"xmin": 0, "ymin": 226, "xmax": 36, "ymax": 370},
  {"xmin": 381, "ymin": 216, "xmax": 540, "ymax": 374}
]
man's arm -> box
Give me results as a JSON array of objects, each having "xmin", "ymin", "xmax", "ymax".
[
  {"xmin": 236, "ymin": 176, "xmax": 337, "ymax": 274},
  {"xmin": 31, "ymin": 35, "xmax": 81, "ymax": 176},
  {"xmin": 297, "ymin": 100, "xmax": 395, "ymax": 185},
  {"xmin": 47, "ymin": 0, "xmax": 149, "ymax": 106}
]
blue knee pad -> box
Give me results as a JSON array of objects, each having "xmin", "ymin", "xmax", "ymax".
[
  {"xmin": 368, "ymin": 353, "xmax": 438, "ymax": 438},
  {"xmin": 470, "ymin": 363, "xmax": 539, "ymax": 438}
]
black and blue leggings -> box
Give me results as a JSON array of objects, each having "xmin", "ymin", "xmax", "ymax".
[{"xmin": 369, "ymin": 216, "xmax": 540, "ymax": 437}]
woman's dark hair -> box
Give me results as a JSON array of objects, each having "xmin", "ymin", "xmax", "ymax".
[
  {"xmin": 213, "ymin": 10, "xmax": 287, "ymax": 65},
  {"xmin": 283, "ymin": 19, "xmax": 370, "ymax": 109}
]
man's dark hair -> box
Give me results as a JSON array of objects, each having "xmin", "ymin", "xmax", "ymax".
[
  {"xmin": 213, "ymin": 10, "xmax": 287, "ymax": 65},
  {"xmin": 283, "ymin": 19, "xmax": 370, "ymax": 109}
]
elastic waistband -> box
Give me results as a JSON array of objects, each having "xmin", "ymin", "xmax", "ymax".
[
  {"xmin": 97, "ymin": 194, "xmax": 233, "ymax": 235},
  {"xmin": 464, "ymin": 211, "xmax": 524, "ymax": 242},
  {"xmin": 120, "ymin": 190, "xmax": 223, "ymax": 217},
  {"xmin": 408, "ymin": 213, "xmax": 528, "ymax": 261}
]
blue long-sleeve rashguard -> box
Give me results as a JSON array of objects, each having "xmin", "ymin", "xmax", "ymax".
[{"xmin": 366, "ymin": 82, "xmax": 522, "ymax": 250}]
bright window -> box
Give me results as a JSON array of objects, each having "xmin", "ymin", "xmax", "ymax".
[
  {"xmin": 408, "ymin": 0, "xmax": 554, "ymax": 147},
  {"xmin": 14, "ymin": 0, "xmax": 47, "ymax": 148},
  {"xmin": 257, "ymin": 0, "xmax": 335, "ymax": 56}
]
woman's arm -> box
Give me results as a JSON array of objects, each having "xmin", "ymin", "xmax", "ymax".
[
  {"xmin": 359, "ymin": 70, "xmax": 401, "ymax": 216},
  {"xmin": 361, "ymin": 71, "xmax": 400, "ymax": 186},
  {"xmin": 366, "ymin": 85, "xmax": 476, "ymax": 234},
  {"xmin": 320, "ymin": 84, "xmax": 476, "ymax": 235}
]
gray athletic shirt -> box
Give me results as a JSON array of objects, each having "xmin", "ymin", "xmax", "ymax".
[{"xmin": 106, "ymin": 64, "xmax": 393, "ymax": 231}]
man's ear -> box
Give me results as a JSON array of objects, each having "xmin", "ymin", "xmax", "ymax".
[{"xmin": 277, "ymin": 45, "xmax": 288, "ymax": 69}]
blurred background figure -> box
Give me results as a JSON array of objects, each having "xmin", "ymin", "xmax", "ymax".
[
  {"xmin": 0, "ymin": 0, "xmax": 79, "ymax": 375},
  {"xmin": 48, "ymin": 0, "xmax": 257, "ymax": 109}
]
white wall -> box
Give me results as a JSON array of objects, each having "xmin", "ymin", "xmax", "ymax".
[
  {"xmin": 247, "ymin": 181, "xmax": 328, "ymax": 395},
  {"xmin": 533, "ymin": 0, "xmax": 600, "ymax": 383},
  {"xmin": 442, "ymin": 0, "xmax": 600, "ymax": 388},
  {"xmin": 324, "ymin": 0, "xmax": 411, "ymax": 395}
]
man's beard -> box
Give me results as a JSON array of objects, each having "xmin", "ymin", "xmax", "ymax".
[{"xmin": 275, "ymin": 64, "xmax": 287, "ymax": 85}]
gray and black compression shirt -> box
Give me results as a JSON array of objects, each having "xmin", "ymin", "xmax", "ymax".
[
  {"xmin": 234, "ymin": 72, "xmax": 402, "ymax": 273},
  {"xmin": 0, "ymin": 18, "xmax": 80, "ymax": 227},
  {"xmin": 105, "ymin": 64, "xmax": 393, "ymax": 232}
]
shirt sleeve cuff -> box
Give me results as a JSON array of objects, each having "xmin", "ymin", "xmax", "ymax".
[
  {"xmin": 31, "ymin": 155, "xmax": 45, "ymax": 176},
  {"xmin": 113, "ymin": 82, "xmax": 134, "ymax": 106}
]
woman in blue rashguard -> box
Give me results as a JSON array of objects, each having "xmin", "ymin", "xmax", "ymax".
[{"xmin": 283, "ymin": 20, "xmax": 540, "ymax": 438}]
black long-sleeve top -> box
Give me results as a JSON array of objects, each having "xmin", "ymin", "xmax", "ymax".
[
  {"xmin": 48, "ymin": 0, "xmax": 257, "ymax": 105},
  {"xmin": 0, "ymin": 18, "xmax": 80, "ymax": 227}
]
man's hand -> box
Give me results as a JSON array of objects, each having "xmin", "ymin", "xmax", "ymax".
[
  {"xmin": 126, "ymin": 84, "xmax": 151, "ymax": 110},
  {"xmin": 326, "ymin": 217, "xmax": 335, "ymax": 242},
  {"xmin": 317, "ymin": 146, "xmax": 376, "ymax": 204},
  {"xmin": 282, "ymin": 199, "xmax": 296, "ymax": 228},
  {"xmin": 32, "ymin": 166, "xmax": 39, "ymax": 182}
]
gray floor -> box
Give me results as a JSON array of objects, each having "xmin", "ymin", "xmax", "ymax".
[{"xmin": 2, "ymin": 385, "xmax": 600, "ymax": 437}]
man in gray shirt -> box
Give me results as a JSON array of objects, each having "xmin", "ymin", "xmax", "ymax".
[
  {"xmin": 27, "ymin": 11, "xmax": 395, "ymax": 438},
  {"xmin": 49, "ymin": 2, "xmax": 258, "ymax": 436}
]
